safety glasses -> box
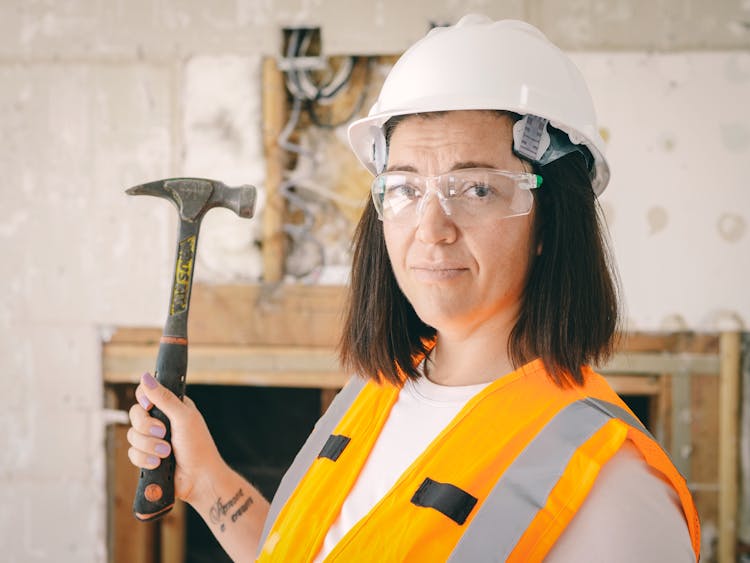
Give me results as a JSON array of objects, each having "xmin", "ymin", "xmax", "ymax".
[{"xmin": 371, "ymin": 168, "xmax": 543, "ymax": 225}]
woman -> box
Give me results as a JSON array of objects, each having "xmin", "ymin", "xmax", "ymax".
[{"xmin": 127, "ymin": 15, "xmax": 700, "ymax": 561}]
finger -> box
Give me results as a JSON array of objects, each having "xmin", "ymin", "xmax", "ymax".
[
  {"xmin": 140, "ymin": 372, "xmax": 186, "ymax": 419},
  {"xmin": 127, "ymin": 446, "xmax": 162, "ymax": 470},
  {"xmin": 128, "ymin": 403, "xmax": 167, "ymax": 438},
  {"xmin": 183, "ymin": 395, "xmax": 196, "ymax": 409},
  {"xmin": 126, "ymin": 427, "xmax": 172, "ymax": 460},
  {"xmin": 134, "ymin": 384, "xmax": 152, "ymax": 411}
]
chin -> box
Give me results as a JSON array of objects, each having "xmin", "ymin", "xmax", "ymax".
[{"xmin": 411, "ymin": 302, "xmax": 471, "ymax": 332}]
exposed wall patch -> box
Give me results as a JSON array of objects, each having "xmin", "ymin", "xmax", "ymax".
[
  {"xmin": 661, "ymin": 135, "xmax": 676, "ymax": 152},
  {"xmin": 718, "ymin": 213, "xmax": 747, "ymax": 242},
  {"xmin": 646, "ymin": 205, "xmax": 669, "ymax": 235}
]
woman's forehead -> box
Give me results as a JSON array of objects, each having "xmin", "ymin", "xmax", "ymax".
[{"xmin": 387, "ymin": 111, "xmax": 518, "ymax": 172}]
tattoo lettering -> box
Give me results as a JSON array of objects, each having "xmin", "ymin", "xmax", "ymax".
[
  {"xmin": 210, "ymin": 489, "xmax": 245, "ymax": 532},
  {"xmin": 231, "ymin": 497, "xmax": 253, "ymax": 523}
]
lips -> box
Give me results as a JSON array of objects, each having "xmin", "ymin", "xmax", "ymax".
[{"xmin": 409, "ymin": 262, "xmax": 469, "ymax": 282}]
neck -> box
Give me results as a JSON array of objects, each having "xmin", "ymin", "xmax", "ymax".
[{"xmin": 425, "ymin": 314, "xmax": 520, "ymax": 386}]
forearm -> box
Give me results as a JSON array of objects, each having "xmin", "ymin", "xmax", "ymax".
[{"xmin": 187, "ymin": 460, "xmax": 271, "ymax": 561}]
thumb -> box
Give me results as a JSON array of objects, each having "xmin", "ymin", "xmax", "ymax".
[{"xmin": 140, "ymin": 372, "xmax": 186, "ymax": 420}]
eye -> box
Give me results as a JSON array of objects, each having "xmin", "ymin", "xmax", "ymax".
[
  {"xmin": 387, "ymin": 183, "xmax": 420, "ymax": 200},
  {"xmin": 457, "ymin": 182, "xmax": 496, "ymax": 200},
  {"xmin": 466, "ymin": 183, "xmax": 492, "ymax": 198}
]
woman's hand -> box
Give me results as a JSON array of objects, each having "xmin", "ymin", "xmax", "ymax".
[
  {"xmin": 127, "ymin": 372, "xmax": 223, "ymax": 506},
  {"xmin": 128, "ymin": 373, "xmax": 270, "ymax": 558}
]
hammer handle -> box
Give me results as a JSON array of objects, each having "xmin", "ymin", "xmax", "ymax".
[{"xmin": 133, "ymin": 338, "xmax": 187, "ymax": 521}]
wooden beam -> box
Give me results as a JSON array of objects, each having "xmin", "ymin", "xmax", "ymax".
[
  {"xmin": 262, "ymin": 57, "xmax": 288, "ymax": 283},
  {"xmin": 603, "ymin": 374, "xmax": 661, "ymax": 396},
  {"xmin": 104, "ymin": 340, "xmax": 710, "ymax": 395},
  {"xmin": 108, "ymin": 284, "xmax": 348, "ymax": 347},
  {"xmin": 190, "ymin": 283, "xmax": 346, "ymax": 347},
  {"xmin": 160, "ymin": 500, "xmax": 186, "ymax": 563},
  {"xmin": 104, "ymin": 343, "xmax": 348, "ymax": 388},
  {"xmin": 718, "ymin": 331, "xmax": 741, "ymax": 563},
  {"xmin": 596, "ymin": 352, "xmax": 720, "ymax": 375},
  {"xmin": 107, "ymin": 386, "xmax": 157, "ymax": 562}
]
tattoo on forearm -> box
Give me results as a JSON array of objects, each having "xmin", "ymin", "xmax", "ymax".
[
  {"xmin": 231, "ymin": 496, "xmax": 253, "ymax": 523},
  {"xmin": 209, "ymin": 489, "xmax": 254, "ymax": 532}
]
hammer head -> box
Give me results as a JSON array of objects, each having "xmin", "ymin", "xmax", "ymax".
[{"xmin": 126, "ymin": 178, "xmax": 257, "ymax": 222}]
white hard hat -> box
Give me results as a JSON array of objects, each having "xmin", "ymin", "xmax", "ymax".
[{"xmin": 347, "ymin": 14, "xmax": 610, "ymax": 195}]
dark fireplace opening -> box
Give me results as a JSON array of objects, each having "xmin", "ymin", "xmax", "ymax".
[{"xmin": 185, "ymin": 385, "xmax": 324, "ymax": 563}]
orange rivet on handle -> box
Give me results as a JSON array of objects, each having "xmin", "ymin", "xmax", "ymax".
[{"xmin": 144, "ymin": 484, "xmax": 163, "ymax": 502}]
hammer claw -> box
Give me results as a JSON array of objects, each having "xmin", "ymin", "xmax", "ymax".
[{"xmin": 125, "ymin": 180, "xmax": 171, "ymax": 197}]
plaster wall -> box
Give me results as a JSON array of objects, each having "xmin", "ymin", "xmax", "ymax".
[{"xmin": 1, "ymin": 1, "xmax": 748, "ymax": 561}]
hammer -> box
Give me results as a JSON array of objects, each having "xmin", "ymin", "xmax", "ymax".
[{"xmin": 126, "ymin": 177, "xmax": 257, "ymax": 521}]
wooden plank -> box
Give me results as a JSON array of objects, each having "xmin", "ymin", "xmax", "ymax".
[
  {"xmin": 718, "ymin": 332, "xmax": 741, "ymax": 563},
  {"xmin": 160, "ymin": 500, "xmax": 186, "ymax": 563},
  {"xmin": 655, "ymin": 374, "xmax": 671, "ymax": 448},
  {"xmin": 189, "ymin": 284, "xmax": 347, "ymax": 347},
  {"xmin": 262, "ymin": 57, "xmax": 288, "ymax": 283},
  {"xmin": 108, "ymin": 385, "xmax": 157, "ymax": 563},
  {"xmin": 108, "ymin": 286, "xmax": 726, "ymax": 356},
  {"xmin": 691, "ymin": 372, "xmax": 719, "ymax": 550},
  {"xmin": 108, "ymin": 327, "xmax": 162, "ymax": 345},
  {"xmin": 104, "ymin": 343, "xmax": 348, "ymax": 388},
  {"xmin": 104, "ymin": 341, "xmax": 721, "ymax": 392},
  {"xmin": 601, "ymin": 374, "xmax": 661, "ymax": 396},
  {"xmin": 618, "ymin": 332, "xmax": 720, "ymax": 354},
  {"xmin": 671, "ymin": 371, "xmax": 693, "ymax": 480},
  {"xmin": 107, "ymin": 284, "xmax": 348, "ymax": 347},
  {"xmin": 105, "ymin": 344, "xmax": 716, "ymax": 397},
  {"xmin": 596, "ymin": 352, "xmax": 720, "ymax": 375}
]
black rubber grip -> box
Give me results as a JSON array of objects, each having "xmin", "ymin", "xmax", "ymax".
[{"xmin": 133, "ymin": 340, "xmax": 187, "ymax": 521}]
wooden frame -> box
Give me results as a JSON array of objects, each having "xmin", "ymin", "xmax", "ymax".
[{"xmin": 103, "ymin": 283, "xmax": 742, "ymax": 562}]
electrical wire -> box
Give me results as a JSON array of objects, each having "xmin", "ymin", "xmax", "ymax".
[
  {"xmin": 276, "ymin": 27, "xmax": 372, "ymax": 280},
  {"xmin": 277, "ymin": 96, "xmax": 314, "ymax": 158},
  {"xmin": 305, "ymin": 57, "xmax": 373, "ymax": 129},
  {"xmin": 283, "ymin": 28, "xmax": 356, "ymax": 104}
]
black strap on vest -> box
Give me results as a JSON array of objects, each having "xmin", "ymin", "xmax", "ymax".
[
  {"xmin": 318, "ymin": 434, "xmax": 351, "ymax": 461},
  {"xmin": 411, "ymin": 477, "xmax": 478, "ymax": 525},
  {"xmin": 258, "ymin": 377, "xmax": 367, "ymax": 555}
]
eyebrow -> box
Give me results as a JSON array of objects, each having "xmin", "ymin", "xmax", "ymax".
[{"xmin": 385, "ymin": 161, "xmax": 498, "ymax": 173}]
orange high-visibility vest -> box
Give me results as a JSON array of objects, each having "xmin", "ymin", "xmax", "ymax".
[{"xmin": 258, "ymin": 359, "xmax": 700, "ymax": 562}]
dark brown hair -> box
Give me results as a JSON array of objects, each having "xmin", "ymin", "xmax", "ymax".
[{"xmin": 339, "ymin": 112, "xmax": 619, "ymax": 387}]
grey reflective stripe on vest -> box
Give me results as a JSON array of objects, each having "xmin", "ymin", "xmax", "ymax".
[
  {"xmin": 584, "ymin": 397, "xmax": 653, "ymax": 440},
  {"xmin": 584, "ymin": 397, "xmax": 679, "ymax": 467},
  {"xmin": 448, "ymin": 398, "xmax": 644, "ymax": 562},
  {"xmin": 257, "ymin": 376, "xmax": 367, "ymax": 552}
]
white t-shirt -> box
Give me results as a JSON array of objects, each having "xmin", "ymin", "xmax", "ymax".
[{"xmin": 314, "ymin": 374, "xmax": 695, "ymax": 562}]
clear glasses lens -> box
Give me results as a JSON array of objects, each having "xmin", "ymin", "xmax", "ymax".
[{"xmin": 371, "ymin": 168, "xmax": 541, "ymax": 223}]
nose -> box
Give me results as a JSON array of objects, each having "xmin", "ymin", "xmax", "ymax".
[{"xmin": 415, "ymin": 190, "xmax": 458, "ymax": 244}]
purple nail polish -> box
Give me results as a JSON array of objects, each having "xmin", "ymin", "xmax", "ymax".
[
  {"xmin": 138, "ymin": 395, "xmax": 152, "ymax": 410},
  {"xmin": 142, "ymin": 372, "xmax": 158, "ymax": 389},
  {"xmin": 146, "ymin": 455, "xmax": 159, "ymax": 467},
  {"xmin": 149, "ymin": 426, "xmax": 166, "ymax": 438},
  {"xmin": 155, "ymin": 443, "xmax": 170, "ymax": 456}
]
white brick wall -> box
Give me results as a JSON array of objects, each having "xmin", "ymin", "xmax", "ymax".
[{"xmin": 1, "ymin": 61, "xmax": 173, "ymax": 561}]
